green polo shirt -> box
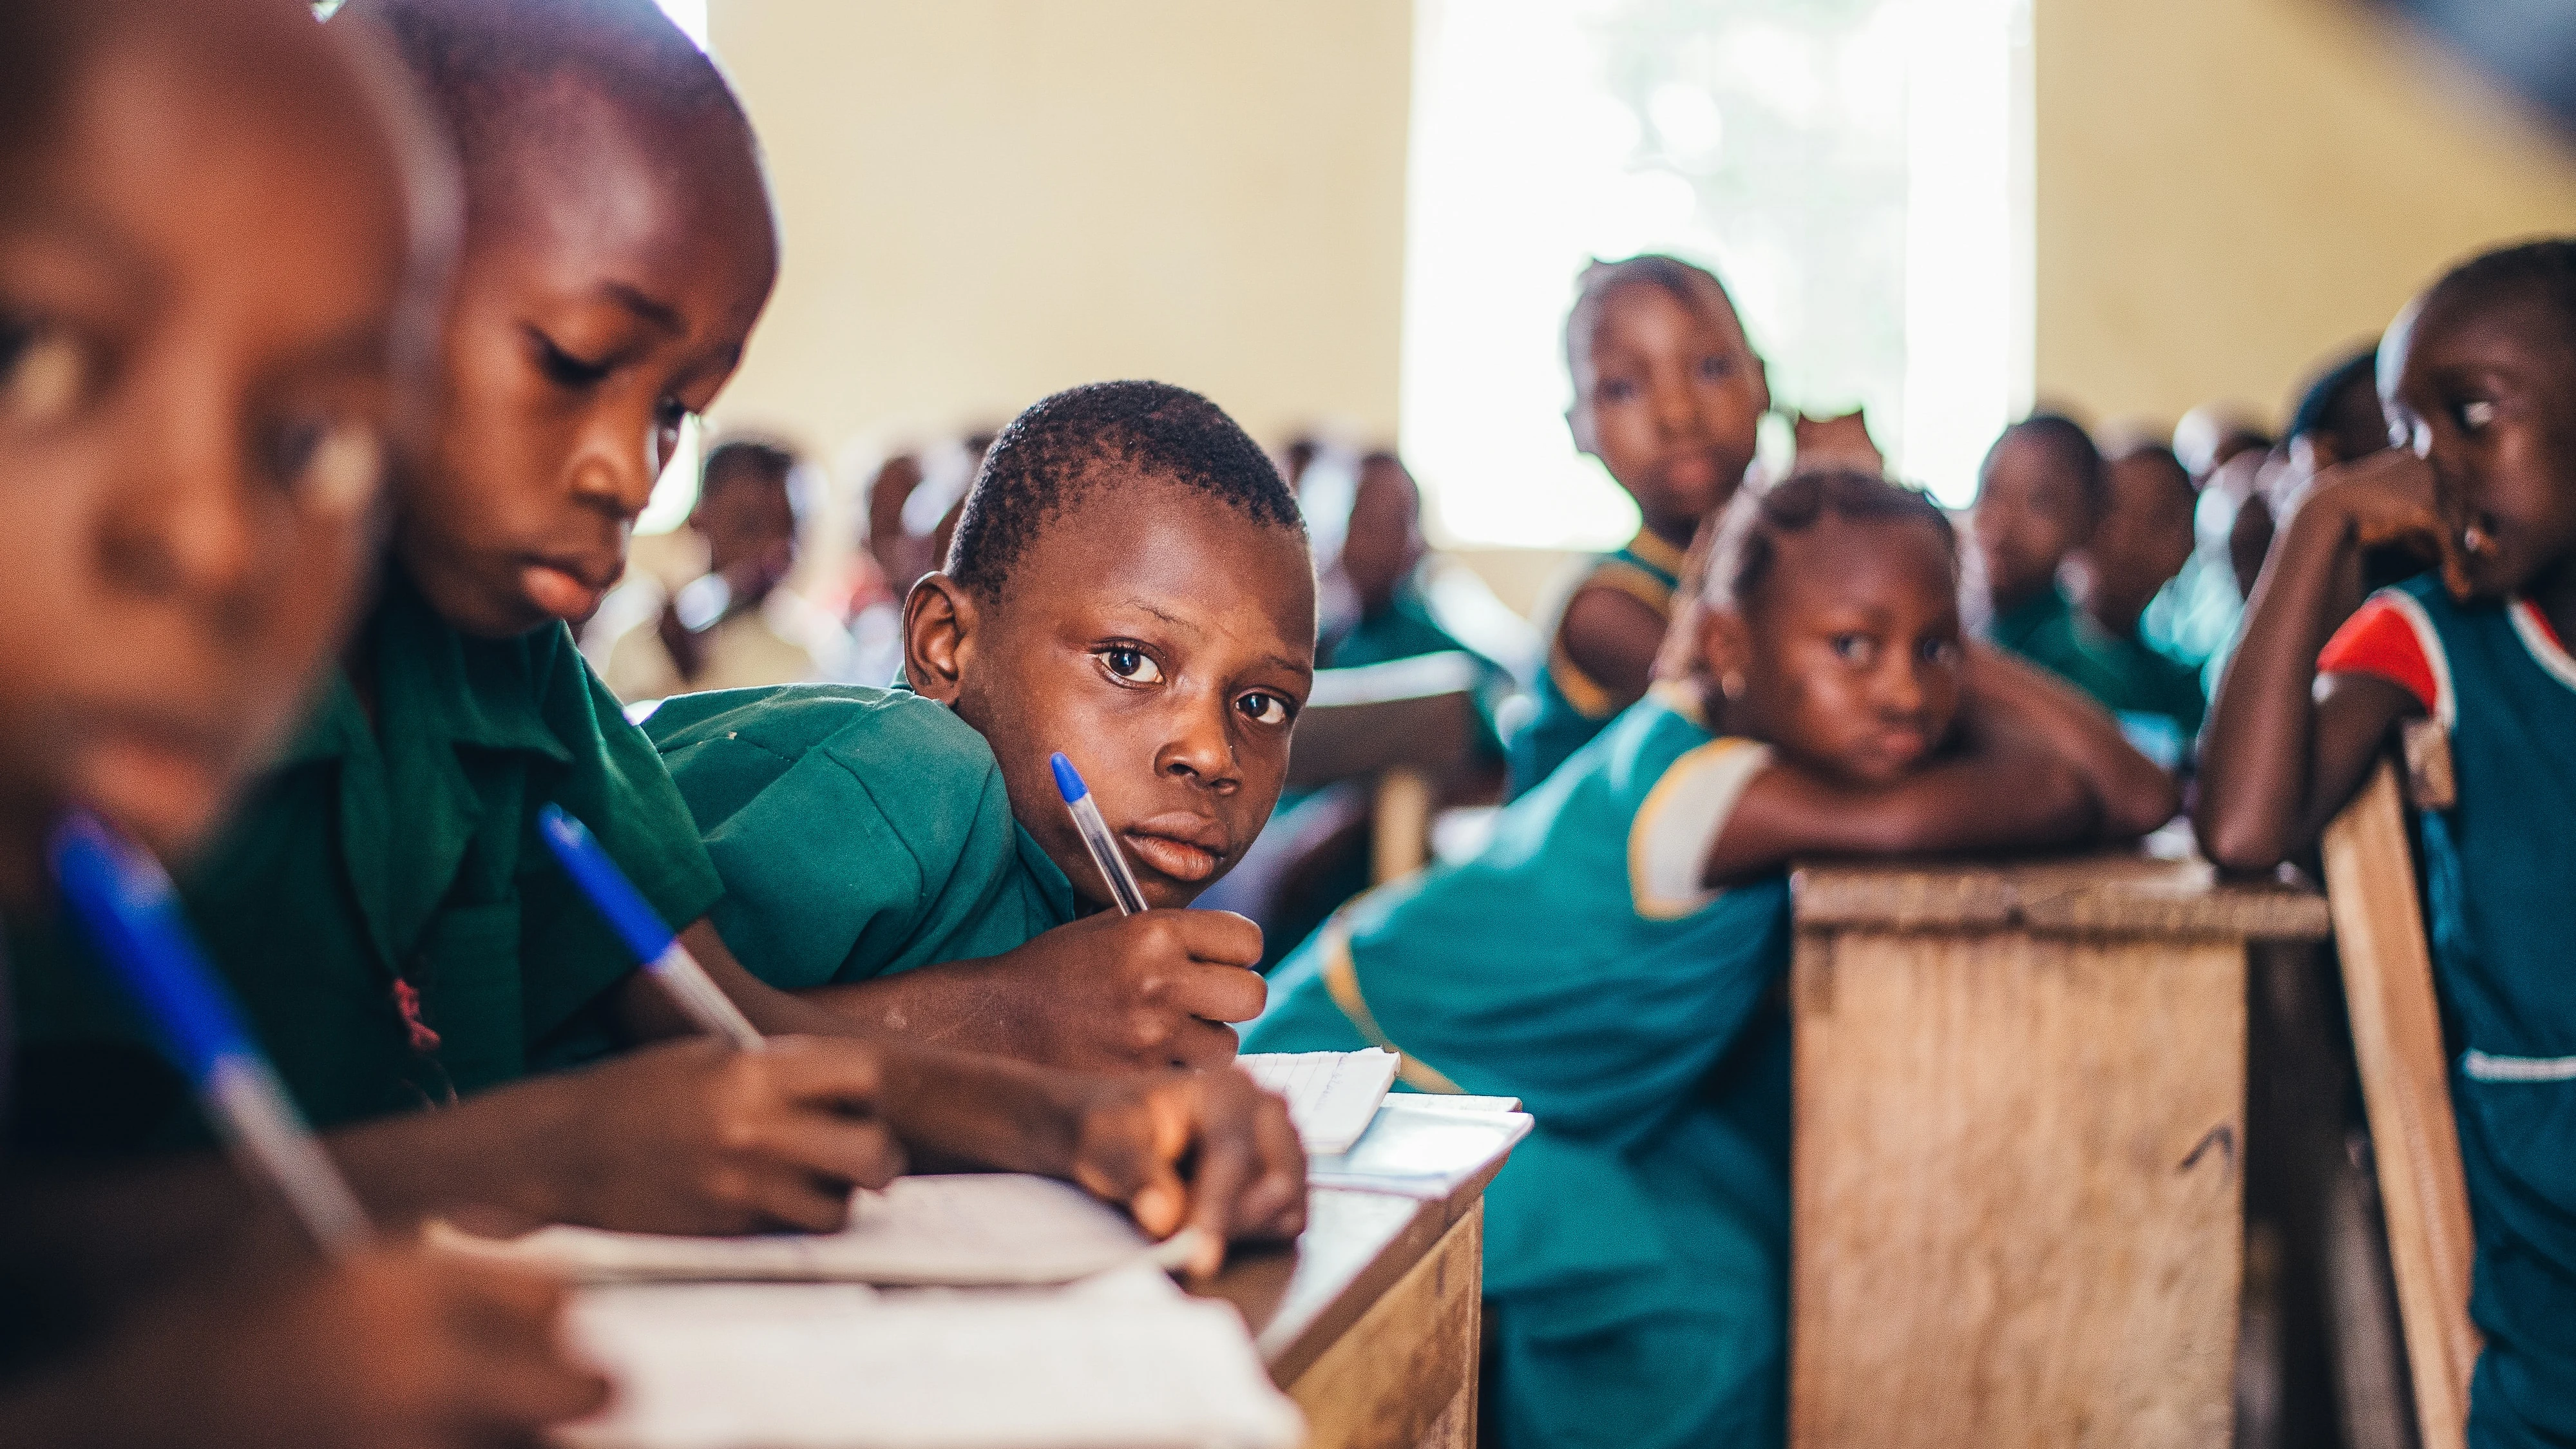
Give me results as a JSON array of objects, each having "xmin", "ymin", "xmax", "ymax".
[
  {"xmin": 645, "ymin": 684, "xmax": 1078, "ymax": 991},
  {"xmin": 8, "ymin": 572, "xmax": 724, "ymax": 1155}
]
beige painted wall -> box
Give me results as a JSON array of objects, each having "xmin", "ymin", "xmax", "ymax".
[
  {"xmin": 2034, "ymin": 0, "xmax": 2576, "ymax": 432},
  {"xmin": 704, "ymin": 1, "xmax": 1411, "ymax": 472}
]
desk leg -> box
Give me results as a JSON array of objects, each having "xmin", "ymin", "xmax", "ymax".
[{"xmin": 1288, "ymin": 1203, "xmax": 1483, "ymax": 1449}]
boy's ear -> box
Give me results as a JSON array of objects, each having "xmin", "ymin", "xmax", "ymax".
[
  {"xmin": 902, "ymin": 573, "xmax": 979, "ymax": 705},
  {"xmin": 1699, "ymin": 604, "xmax": 1753, "ymax": 687},
  {"xmin": 1566, "ymin": 401, "xmax": 1599, "ymax": 460},
  {"xmin": 1750, "ymin": 354, "xmax": 1773, "ymax": 417}
]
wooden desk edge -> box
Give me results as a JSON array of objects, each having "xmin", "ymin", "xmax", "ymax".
[{"xmin": 1790, "ymin": 853, "xmax": 2331, "ymax": 941}]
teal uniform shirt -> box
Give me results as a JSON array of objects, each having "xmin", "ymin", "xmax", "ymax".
[
  {"xmin": 1505, "ymin": 530, "xmax": 1684, "ymax": 801},
  {"xmin": 1250, "ymin": 686, "xmax": 1791, "ymax": 1449},
  {"xmin": 1319, "ymin": 573, "xmax": 1507, "ymax": 763},
  {"xmin": 1989, "ymin": 584, "xmax": 2206, "ymax": 763},
  {"xmin": 2322, "ymin": 578, "xmax": 2576, "ymax": 1448},
  {"xmin": 646, "ymin": 684, "xmax": 1076, "ymax": 990},
  {"xmin": 10, "ymin": 571, "xmax": 723, "ymax": 1153}
]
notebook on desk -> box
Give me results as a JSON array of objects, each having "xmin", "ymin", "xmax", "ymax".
[
  {"xmin": 430, "ymin": 1173, "xmax": 1172, "ymax": 1287},
  {"xmin": 1305, "ymin": 1093, "xmax": 1532, "ymax": 1199},
  {"xmin": 561, "ymin": 1269, "xmax": 1303, "ymax": 1449},
  {"xmin": 1236, "ymin": 1049, "xmax": 1400, "ymax": 1155}
]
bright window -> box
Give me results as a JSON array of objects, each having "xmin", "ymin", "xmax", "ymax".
[{"xmin": 1401, "ymin": 0, "xmax": 2029, "ymax": 549}]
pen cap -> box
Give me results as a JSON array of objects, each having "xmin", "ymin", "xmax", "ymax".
[
  {"xmin": 49, "ymin": 812, "xmax": 251, "ymax": 1086},
  {"xmin": 537, "ymin": 805, "xmax": 677, "ymax": 963},
  {"xmin": 1050, "ymin": 752, "xmax": 1091, "ymax": 803}
]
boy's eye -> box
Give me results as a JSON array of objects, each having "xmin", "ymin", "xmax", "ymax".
[
  {"xmin": 533, "ymin": 334, "xmax": 611, "ymax": 389},
  {"xmin": 1098, "ymin": 646, "xmax": 1164, "ymax": 685},
  {"xmin": 267, "ymin": 413, "xmax": 383, "ymax": 515},
  {"xmin": 0, "ymin": 320, "xmax": 94, "ymax": 430},
  {"xmin": 1596, "ymin": 378, "xmax": 1638, "ymax": 404},
  {"xmin": 2456, "ymin": 398, "xmax": 2498, "ymax": 433},
  {"xmin": 1831, "ymin": 633, "xmax": 1875, "ymax": 664},
  {"xmin": 1918, "ymin": 636, "xmax": 1960, "ymax": 667},
  {"xmin": 1697, "ymin": 355, "xmax": 1735, "ymax": 381},
  {"xmin": 1236, "ymin": 691, "xmax": 1295, "ymax": 727}
]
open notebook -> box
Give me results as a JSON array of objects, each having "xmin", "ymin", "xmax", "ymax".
[
  {"xmin": 560, "ymin": 1269, "xmax": 1302, "ymax": 1449},
  {"xmin": 430, "ymin": 1174, "xmax": 1179, "ymax": 1287},
  {"xmin": 1236, "ymin": 1048, "xmax": 1400, "ymax": 1155}
]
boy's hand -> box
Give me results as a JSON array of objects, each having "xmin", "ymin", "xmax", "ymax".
[
  {"xmin": 979, "ymin": 910, "xmax": 1268, "ymax": 1071},
  {"xmin": 539, "ymin": 1036, "xmax": 906, "ymax": 1235},
  {"xmin": 2298, "ymin": 450, "xmax": 2454, "ymax": 585},
  {"xmin": 1057, "ymin": 1066, "xmax": 1308, "ymax": 1278},
  {"xmin": 32, "ymin": 1247, "xmax": 607, "ymax": 1449}
]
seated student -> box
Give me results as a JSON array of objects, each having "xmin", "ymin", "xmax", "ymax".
[
  {"xmin": 1507, "ymin": 253, "xmax": 1770, "ymax": 801},
  {"xmin": 602, "ymin": 437, "xmax": 843, "ymax": 702},
  {"xmin": 832, "ymin": 448, "xmax": 927, "ymax": 688},
  {"xmin": 644, "ymin": 381, "xmax": 1310, "ymax": 1070},
  {"xmin": 2199, "ymin": 238, "xmax": 2576, "ymax": 1449},
  {"xmin": 2069, "ymin": 440, "xmax": 2206, "ymax": 763},
  {"xmin": 12, "ymin": 0, "xmax": 1303, "ymax": 1263},
  {"xmin": 1249, "ymin": 469, "xmax": 2174, "ymax": 1449},
  {"xmin": 0, "ymin": 0, "xmax": 604, "ymax": 1441},
  {"xmin": 1970, "ymin": 413, "xmax": 2149, "ymax": 710},
  {"xmin": 2285, "ymin": 345, "xmax": 2392, "ymax": 477}
]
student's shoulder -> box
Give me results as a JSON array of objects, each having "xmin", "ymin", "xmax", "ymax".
[
  {"xmin": 646, "ymin": 683, "xmax": 992, "ymax": 779},
  {"xmin": 2318, "ymin": 576, "xmax": 2450, "ymax": 726}
]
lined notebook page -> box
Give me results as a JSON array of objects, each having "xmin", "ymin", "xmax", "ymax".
[
  {"xmin": 1237, "ymin": 1050, "xmax": 1400, "ymax": 1155},
  {"xmin": 560, "ymin": 1278, "xmax": 1303, "ymax": 1449},
  {"xmin": 430, "ymin": 1175, "xmax": 1160, "ymax": 1286}
]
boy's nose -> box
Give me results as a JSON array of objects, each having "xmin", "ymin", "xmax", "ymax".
[
  {"xmin": 567, "ymin": 416, "xmax": 662, "ymax": 522},
  {"xmin": 1156, "ymin": 702, "xmax": 1241, "ymax": 792},
  {"xmin": 109, "ymin": 381, "xmax": 264, "ymax": 622}
]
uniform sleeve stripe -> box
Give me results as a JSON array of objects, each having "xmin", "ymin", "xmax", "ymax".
[
  {"xmin": 1628, "ymin": 736, "xmax": 1773, "ymax": 919},
  {"xmin": 2318, "ymin": 591, "xmax": 2454, "ymax": 729}
]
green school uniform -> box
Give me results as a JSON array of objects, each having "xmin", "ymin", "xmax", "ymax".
[
  {"xmin": 645, "ymin": 684, "xmax": 1076, "ymax": 990},
  {"xmin": 8, "ymin": 572, "xmax": 723, "ymax": 1154},
  {"xmin": 1319, "ymin": 572, "xmax": 1507, "ymax": 762},
  {"xmin": 1505, "ymin": 530, "xmax": 1684, "ymax": 801},
  {"xmin": 1989, "ymin": 586, "xmax": 2204, "ymax": 765},
  {"xmin": 1248, "ymin": 685, "xmax": 1791, "ymax": 1449}
]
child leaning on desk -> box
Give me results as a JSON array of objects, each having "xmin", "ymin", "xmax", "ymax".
[
  {"xmin": 1248, "ymin": 468, "xmax": 2174, "ymax": 1449},
  {"xmin": 0, "ymin": 0, "xmax": 606, "ymax": 1441},
  {"xmin": 12, "ymin": 0, "xmax": 1302, "ymax": 1269},
  {"xmin": 2198, "ymin": 238, "xmax": 2576, "ymax": 1449}
]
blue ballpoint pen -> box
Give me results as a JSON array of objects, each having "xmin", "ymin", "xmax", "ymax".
[
  {"xmin": 1050, "ymin": 753, "xmax": 1149, "ymax": 916},
  {"xmin": 50, "ymin": 811, "xmax": 372, "ymax": 1254},
  {"xmin": 536, "ymin": 804, "xmax": 764, "ymax": 1050}
]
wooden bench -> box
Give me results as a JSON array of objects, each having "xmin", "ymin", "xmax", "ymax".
[
  {"xmin": 1199, "ymin": 1101, "xmax": 1520, "ymax": 1449},
  {"xmin": 1787, "ymin": 846, "xmax": 2331, "ymax": 1448}
]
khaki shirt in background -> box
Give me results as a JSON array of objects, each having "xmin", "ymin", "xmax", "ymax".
[{"xmin": 600, "ymin": 588, "xmax": 847, "ymax": 704}]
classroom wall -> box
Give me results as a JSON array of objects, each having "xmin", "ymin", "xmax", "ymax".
[
  {"xmin": 703, "ymin": 1, "xmax": 1413, "ymax": 472},
  {"xmin": 2032, "ymin": 0, "xmax": 2576, "ymax": 432}
]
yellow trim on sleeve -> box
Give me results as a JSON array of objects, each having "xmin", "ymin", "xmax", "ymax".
[
  {"xmin": 1586, "ymin": 560, "xmax": 1678, "ymax": 617},
  {"xmin": 1547, "ymin": 558, "xmax": 1677, "ymax": 720},
  {"xmin": 1318, "ymin": 921, "xmax": 1465, "ymax": 1095},
  {"xmin": 1627, "ymin": 736, "xmax": 1771, "ymax": 920},
  {"xmin": 1625, "ymin": 528, "xmax": 1688, "ymax": 579}
]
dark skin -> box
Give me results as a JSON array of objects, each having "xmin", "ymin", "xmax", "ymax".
[
  {"xmin": 738, "ymin": 475, "xmax": 1317, "ymax": 1073},
  {"xmin": 1697, "ymin": 516, "xmax": 2174, "ymax": 885},
  {"xmin": 2198, "ymin": 280, "xmax": 2576, "ymax": 871},
  {"xmin": 1562, "ymin": 276, "xmax": 1770, "ymax": 713},
  {"xmin": 1972, "ymin": 429, "xmax": 2099, "ymax": 619},
  {"xmin": 655, "ymin": 457, "xmax": 798, "ymax": 680},
  {"xmin": 1340, "ymin": 454, "xmax": 1426, "ymax": 620},
  {"xmin": 2077, "ymin": 448, "xmax": 2197, "ymax": 638},
  {"xmin": 0, "ymin": 6, "xmax": 606, "ymax": 1443},
  {"xmin": 236, "ymin": 48, "xmax": 1303, "ymax": 1265}
]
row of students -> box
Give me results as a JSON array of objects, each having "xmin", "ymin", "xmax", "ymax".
[{"xmin": 1, "ymin": 0, "xmax": 1316, "ymax": 1444}]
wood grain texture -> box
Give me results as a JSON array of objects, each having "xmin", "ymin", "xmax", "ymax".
[
  {"xmin": 1285, "ymin": 1205, "xmax": 1484, "ymax": 1449},
  {"xmin": 1793, "ymin": 850, "xmax": 2331, "ymax": 941},
  {"xmin": 1790, "ymin": 926, "xmax": 2247, "ymax": 1449},
  {"xmin": 2321, "ymin": 762, "xmax": 2477, "ymax": 1449}
]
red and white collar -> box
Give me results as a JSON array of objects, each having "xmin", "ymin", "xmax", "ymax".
[{"xmin": 2509, "ymin": 596, "xmax": 2576, "ymax": 694}]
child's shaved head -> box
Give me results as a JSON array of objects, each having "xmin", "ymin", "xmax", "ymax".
[{"xmin": 946, "ymin": 381, "xmax": 1305, "ymax": 602}]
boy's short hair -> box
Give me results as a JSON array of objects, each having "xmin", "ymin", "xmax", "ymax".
[
  {"xmin": 2285, "ymin": 347, "xmax": 2379, "ymax": 442},
  {"xmin": 946, "ymin": 381, "xmax": 1302, "ymax": 601},
  {"xmin": 1984, "ymin": 412, "xmax": 2107, "ymax": 517},
  {"xmin": 2425, "ymin": 238, "xmax": 2576, "ymax": 344},
  {"xmin": 1707, "ymin": 468, "xmax": 1957, "ymax": 613},
  {"xmin": 1564, "ymin": 253, "xmax": 1737, "ymax": 378},
  {"xmin": 336, "ymin": 0, "xmax": 743, "ymax": 164}
]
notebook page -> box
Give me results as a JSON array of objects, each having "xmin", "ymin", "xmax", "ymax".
[
  {"xmin": 1237, "ymin": 1049, "xmax": 1399, "ymax": 1155},
  {"xmin": 559, "ymin": 1281, "xmax": 1304, "ymax": 1449},
  {"xmin": 431, "ymin": 1174, "xmax": 1160, "ymax": 1286}
]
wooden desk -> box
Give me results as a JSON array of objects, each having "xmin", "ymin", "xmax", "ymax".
[
  {"xmin": 1197, "ymin": 1104, "xmax": 1519, "ymax": 1449},
  {"xmin": 1787, "ymin": 848, "xmax": 2329, "ymax": 1449}
]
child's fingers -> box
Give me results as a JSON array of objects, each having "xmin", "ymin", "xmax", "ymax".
[
  {"xmin": 759, "ymin": 1115, "xmax": 908, "ymax": 1205},
  {"xmin": 755, "ymin": 1035, "xmax": 890, "ymax": 1111},
  {"xmin": 1160, "ymin": 908, "xmax": 1264, "ymax": 970},
  {"xmin": 1236, "ymin": 1088, "xmax": 1310, "ymax": 1240},
  {"xmin": 1167, "ymin": 960, "xmax": 1267, "ymax": 1023},
  {"xmin": 1164, "ymin": 1015, "xmax": 1243, "ymax": 1068},
  {"xmin": 739, "ymin": 1167, "xmax": 869, "ymax": 1234}
]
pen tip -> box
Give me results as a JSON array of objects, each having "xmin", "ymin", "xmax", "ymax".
[{"xmin": 1049, "ymin": 753, "xmax": 1086, "ymax": 803}]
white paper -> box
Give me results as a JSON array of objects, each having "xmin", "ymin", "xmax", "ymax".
[
  {"xmin": 1236, "ymin": 1049, "xmax": 1400, "ymax": 1155},
  {"xmin": 1305, "ymin": 1096, "xmax": 1534, "ymax": 1198},
  {"xmin": 435, "ymin": 1174, "xmax": 1163, "ymax": 1287},
  {"xmin": 558, "ymin": 1281, "xmax": 1304, "ymax": 1449}
]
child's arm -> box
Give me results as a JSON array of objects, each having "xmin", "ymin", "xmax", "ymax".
[
  {"xmin": 1699, "ymin": 646, "xmax": 2174, "ymax": 887},
  {"xmin": 1558, "ymin": 584, "xmax": 1667, "ymax": 709},
  {"xmin": 0, "ymin": 1245, "xmax": 606, "ymax": 1449},
  {"xmin": 2195, "ymin": 452, "xmax": 2441, "ymax": 872}
]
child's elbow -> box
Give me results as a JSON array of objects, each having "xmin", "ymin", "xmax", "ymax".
[
  {"xmin": 2030, "ymin": 758, "xmax": 2104, "ymax": 843},
  {"xmin": 2103, "ymin": 769, "xmax": 2182, "ymax": 841},
  {"xmin": 2193, "ymin": 807, "xmax": 2292, "ymax": 877}
]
